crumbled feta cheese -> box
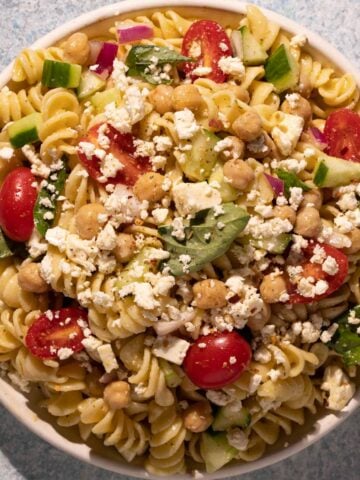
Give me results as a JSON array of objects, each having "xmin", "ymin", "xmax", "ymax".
[
  {"xmin": 254, "ymin": 347, "xmax": 272, "ymax": 364},
  {"xmin": 321, "ymin": 365, "xmax": 355, "ymax": 411},
  {"xmin": 322, "ymin": 256, "xmax": 339, "ymax": 276},
  {"xmin": 152, "ymin": 207, "xmax": 169, "ymax": 224},
  {"xmin": 218, "ymin": 56, "xmax": 245, "ymax": 78},
  {"xmin": 191, "ymin": 66, "xmax": 212, "ymax": 76},
  {"xmin": 119, "ymin": 281, "xmax": 160, "ymax": 310},
  {"xmin": 206, "ymin": 390, "xmax": 233, "ymax": 406},
  {"xmin": 111, "ymin": 58, "xmax": 129, "ymax": 91},
  {"xmin": 152, "ymin": 336, "xmax": 190, "ymax": 365},
  {"xmin": 290, "ymin": 34, "xmax": 307, "ymax": 48},
  {"xmin": 271, "ymin": 113, "xmax": 304, "ymax": 156},
  {"xmin": 97, "ymin": 344, "xmax": 119, "ymax": 373},
  {"xmin": 0, "ymin": 146, "xmax": 14, "ymax": 160},
  {"xmin": 96, "ymin": 222, "xmax": 117, "ymax": 250},
  {"xmin": 285, "ymin": 93, "xmax": 301, "ymax": 109},
  {"xmin": 172, "ymin": 182, "xmax": 221, "ymax": 216},
  {"xmin": 289, "ymin": 187, "xmax": 304, "ymax": 210},
  {"xmin": 320, "ymin": 323, "xmax": 338, "ymax": 343},
  {"xmin": 22, "ymin": 144, "xmax": 50, "ymax": 178},
  {"xmin": 171, "ymin": 216, "xmax": 186, "ymax": 240},
  {"xmin": 174, "ymin": 109, "xmax": 200, "ymax": 140},
  {"xmin": 301, "ymin": 321, "xmax": 321, "ymax": 343},
  {"xmin": 82, "ymin": 336, "xmax": 103, "ymax": 361},
  {"xmin": 179, "ymin": 254, "xmax": 192, "ymax": 273},
  {"xmin": 57, "ymin": 347, "xmax": 74, "ymax": 360},
  {"xmin": 227, "ymin": 428, "xmax": 249, "ymax": 451}
]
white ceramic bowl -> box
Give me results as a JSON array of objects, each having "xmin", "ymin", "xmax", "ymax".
[{"xmin": 0, "ymin": 1, "xmax": 359, "ymax": 478}]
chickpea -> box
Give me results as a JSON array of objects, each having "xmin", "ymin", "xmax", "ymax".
[
  {"xmin": 294, "ymin": 206, "xmax": 322, "ymax": 238},
  {"xmin": 104, "ymin": 381, "xmax": 131, "ymax": 410},
  {"xmin": 61, "ymin": 32, "xmax": 90, "ymax": 65},
  {"xmin": 193, "ymin": 279, "xmax": 228, "ymax": 309},
  {"xmin": 232, "ymin": 111, "xmax": 262, "ymax": 142},
  {"xmin": 148, "ymin": 85, "xmax": 174, "ymax": 114},
  {"xmin": 173, "ymin": 85, "xmax": 204, "ymax": 113},
  {"xmin": 281, "ymin": 95, "xmax": 312, "ymax": 124},
  {"xmin": 247, "ymin": 303, "xmax": 271, "ymax": 331},
  {"xmin": 114, "ymin": 233, "xmax": 137, "ymax": 263},
  {"xmin": 260, "ymin": 274, "xmax": 288, "ymax": 304},
  {"xmin": 17, "ymin": 262, "xmax": 49, "ymax": 293},
  {"xmin": 133, "ymin": 172, "xmax": 166, "ymax": 202},
  {"xmin": 301, "ymin": 189, "xmax": 323, "ymax": 210},
  {"xmin": 344, "ymin": 228, "xmax": 360, "ymax": 255},
  {"xmin": 219, "ymin": 136, "xmax": 245, "ymax": 161},
  {"xmin": 272, "ymin": 205, "xmax": 297, "ymax": 226},
  {"xmin": 183, "ymin": 401, "xmax": 213, "ymax": 433},
  {"xmin": 227, "ymin": 85, "xmax": 250, "ymax": 103},
  {"xmin": 75, "ymin": 203, "xmax": 106, "ymax": 239},
  {"xmin": 223, "ymin": 158, "xmax": 255, "ymax": 191}
]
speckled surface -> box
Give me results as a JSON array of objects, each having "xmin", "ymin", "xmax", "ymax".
[{"xmin": 0, "ymin": 0, "xmax": 360, "ymax": 479}]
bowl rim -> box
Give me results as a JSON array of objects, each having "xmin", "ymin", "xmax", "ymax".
[{"xmin": 0, "ymin": 1, "xmax": 359, "ymax": 479}]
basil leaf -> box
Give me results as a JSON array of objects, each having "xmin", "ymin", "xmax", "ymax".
[
  {"xmin": 34, "ymin": 157, "xmax": 68, "ymax": 237},
  {"xmin": 159, "ymin": 203, "xmax": 249, "ymax": 276},
  {"xmin": 126, "ymin": 45, "xmax": 192, "ymax": 84},
  {"xmin": 0, "ymin": 228, "xmax": 13, "ymax": 259},
  {"xmin": 275, "ymin": 169, "xmax": 311, "ymax": 197},
  {"xmin": 328, "ymin": 306, "xmax": 360, "ymax": 366}
]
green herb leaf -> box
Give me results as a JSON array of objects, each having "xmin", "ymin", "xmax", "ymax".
[
  {"xmin": 0, "ymin": 228, "xmax": 13, "ymax": 259},
  {"xmin": 34, "ymin": 157, "xmax": 68, "ymax": 237},
  {"xmin": 328, "ymin": 306, "xmax": 360, "ymax": 366},
  {"xmin": 275, "ymin": 169, "xmax": 311, "ymax": 197},
  {"xmin": 126, "ymin": 45, "xmax": 192, "ymax": 84},
  {"xmin": 159, "ymin": 203, "xmax": 249, "ymax": 276}
]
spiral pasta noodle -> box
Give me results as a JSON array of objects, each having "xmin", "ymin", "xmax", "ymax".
[
  {"xmin": 0, "ymin": 83, "xmax": 43, "ymax": 127},
  {"xmin": 12, "ymin": 47, "xmax": 64, "ymax": 85}
]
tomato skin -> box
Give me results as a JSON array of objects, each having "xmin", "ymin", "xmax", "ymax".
[
  {"xmin": 181, "ymin": 20, "xmax": 233, "ymax": 83},
  {"xmin": 25, "ymin": 307, "xmax": 88, "ymax": 360},
  {"xmin": 288, "ymin": 242, "xmax": 348, "ymax": 304},
  {"xmin": 78, "ymin": 123, "xmax": 151, "ymax": 186},
  {"xmin": 183, "ymin": 331, "xmax": 252, "ymax": 389},
  {"xmin": 324, "ymin": 109, "xmax": 360, "ymax": 162},
  {"xmin": 0, "ymin": 167, "xmax": 37, "ymax": 242}
]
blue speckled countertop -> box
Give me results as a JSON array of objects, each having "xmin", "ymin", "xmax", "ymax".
[{"xmin": 0, "ymin": 0, "xmax": 360, "ymax": 479}]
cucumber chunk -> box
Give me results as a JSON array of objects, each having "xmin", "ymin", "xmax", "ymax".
[
  {"xmin": 8, "ymin": 112, "xmax": 42, "ymax": 148},
  {"xmin": 243, "ymin": 232, "xmax": 291, "ymax": 254},
  {"xmin": 42, "ymin": 60, "xmax": 82, "ymax": 88},
  {"xmin": 77, "ymin": 70, "xmax": 106, "ymax": 100},
  {"xmin": 200, "ymin": 432, "xmax": 237, "ymax": 473},
  {"xmin": 313, "ymin": 154, "xmax": 360, "ymax": 188},
  {"xmin": 117, "ymin": 247, "xmax": 159, "ymax": 289},
  {"xmin": 240, "ymin": 26, "xmax": 268, "ymax": 65},
  {"xmin": 158, "ymin": 359, "xmax": 183, "ymax": 387},
  {"xmin": 265, "ymin": 44, "xmax": 299, "ymax": 92},
  {"xmin": 181, "ymin": 129, "xmax": 220, "ymax": 181},
  {"xmin": 209, "ymin": 163, "xmax": 238, "ymax": 202},
  {"xmin": 213, "ymin": 405, "xmax": 251, "ymax": 432},
  {"xmin": 90, "ymin": 88, "xmax": 122, "ymax": 112}
]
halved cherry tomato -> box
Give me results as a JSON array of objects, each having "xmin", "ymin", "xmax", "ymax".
[
  {"xmin": 0, "ymin": 167, "xmax": 37, "ymax": 242},
  {"xmin": 181, "ymin": 20, "xmax": 233, "ymax": 83},
  {"xmin": 78, "ymin": 123, "xmax": 151, "ymax": 186},
  {"xmin": 324, "ymin": 109, "xmax": 360, "ymax": 162},
  {"xmin": 287, "ymin": 242, "xmax": 348, "ymax": 304},
  {"xmin": 25, "ymin": 307, "xmax": 88, "ymax": 360},
  {"xmin": 183, "ymin": 331, "xmax": 252, "ymax": 389}
]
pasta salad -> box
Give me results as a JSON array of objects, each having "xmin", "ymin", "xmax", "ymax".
[{"xmin": 0, "ymin": 3, "xmax": 360, "ymax": 475}]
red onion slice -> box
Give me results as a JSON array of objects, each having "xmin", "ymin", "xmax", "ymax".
[
  {"xmin": 88, "ymin": 41, "xmax": 103, "ymax": 65},
  {"xmin": 91, "ymin": 42, "xmax": 118, "ymax": 78},
  {"xmin": 308, "ymin": 126, "xmax": 327, "ymax": 151},
  {"xmin": 117, "ymin": 23, "xmax": 154, "ymax": 44},
  {"xmin": 264, "ymin": 173, "xmax": 285, "ymax": 196}
]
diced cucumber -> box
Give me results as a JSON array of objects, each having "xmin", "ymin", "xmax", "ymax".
[
  {"xmin": 209, "ymin": 163, "xmax": 238, "ymax": 202},
  {"xmin": 90, "ymin": 88, "xmax": 122, "ymax": 112},
  {"xmin": 77, "ymin": 70, "xmax": 106, "ymax": 100},
  {"xmin": 158, "ymin": 359, "xmax": 183, "ymax": 387},
  {"xmin": 265, "ymin": 44, "xmax": 299, "ymax": 92},
  {"xmin": 200, "ymin": 432, "xmax": 237, "ymax": 473},
  {"xmin": 181, "ymin": 129, "xmax": 220, "ymax": 181},
  {"xmin": 213, "ymin": 406, "xmax": 251, "ymax": 432},
  {"xmin": 240, "ymin": 26, "xmax": 268, "ymax": 65},
  {"xmin": 313, "ymin": 154, "xmax": 360, "ymax": 188},
  {"xmin": 243, "ymin": 232, "xmax": 291, "ymax": 254},
  {"xmin": 117, "ymin": 247, "xmax": 160, "ymax": 290},
  {"xmin": 42, "ymin": 60, "xmax": 82, "ymax": 88},
  {"xmin": 8, "ymin": 112, "xmax": 42, "ymax": 148}
]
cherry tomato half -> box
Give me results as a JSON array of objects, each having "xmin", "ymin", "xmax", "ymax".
[
  {"xmin": 288, "ymin": 242, "xmax": 348, "ymax": 304},
  {"xmin": 324, "ymin": 109, "xmax": 360, "ymax": 162},
  {"xmin": 181, "ymin": 20, "xmax": 233, "ymax": 83},
  {"xmin": 0, "ymin": 167, "xmax": 37, "ymax": 242},
  {"xmin": 183, "ymin": 331, "xmax": 252, "ymax": 389},
  {"xmin": 25, "ymin": 307, "xmax": 88, "ymax": 360},
  {"xmin": 78, "ymin": 123, "xmax": 151, "ymax": 186}
]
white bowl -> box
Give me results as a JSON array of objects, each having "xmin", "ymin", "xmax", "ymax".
[{"xmin": 0, "ymin": 1, "xmax": 359, "ymax": 478}]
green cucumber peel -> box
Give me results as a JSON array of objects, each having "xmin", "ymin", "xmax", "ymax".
[
  {"xmin": 313, "ymin": 160, "xmax": 329, "ymax": 186},
  {"xmin": 0, "ymin": 229, "xmax": 13, "ymax": 259},
  {"xmin": 34, "ymin": 156, "xmax": 68, "ymax": 237},
  {"xmin": 328, "ymin": 306, "xmax": 360, "ymax": 366},
  {"xmin": 275, "ymin": 169, "xmax": 311, "ymax": 197},
  {"xmin": 126, "ymin": 45, "xmax": 193, "ymax": 84},
  {"xmin": 159, "ymin": 202, "xmax": 249, "ymax": 276}
]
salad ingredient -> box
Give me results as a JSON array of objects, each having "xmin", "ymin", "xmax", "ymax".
[
  {"xmin": 114, "ymin": 233, "xmax": 137, "ymax": 263},
  {"xmin": 272, "ymin": 206, "xmax": 296, "ymax": 226},
  {"xmin": 173, "ymin": 84, "xmax": 204, "ymax": 113},
  {"xmin": 213, "ymin": 405, "xmax": 251, "ymax": 431},
  {"xmin": 148, "ymin": 84, "xmax": 174, "ymax": 114},
  {"xmin": 223, "ymin": 158, "xmax": 255, "ymax": 190},
  {"xmin": 275, "ymin": 169, "xmax": 310, "ymax": 197},
  {"xmin": 25, "ymin": 307, "xmax": 88, "ymax": 360},
  {"xmin": 62, "ymin": 32, "xmax": 90, "ymax": 65},
  {"xmin": 133, "ymin": 172, "xmax": 166, "ymax": 202},
  {"xmin": 294, "ymin": 206, "xmax": 322, "ymax": 238},
  {"xmin": 232, "ymin": 111, "xmax": 262, "ymax": 142},
  {"xmin": 281, "ymin": 94, "xmax": 312, "ymax": 124},
  {"xmin": 159, "ymin": 203, "xmax": 249, "ymax": 276},
  {"xmin": 91, "ymin": 42, "xmax": 118, "ymax": 77},
  {"xmin": 117, "ymin": 23, "xmax": 154, "ymax": 43},
  {"xmin": 301, "ymin": 189, "xmax": 323, "ymax": 209},
  {"xmin": 264, "ymin": 173, "xmax": 285, "ymax": 197},
  {"xmin": 0, "ymin": 167, "xmax": 37, "ymax": 242},
  {"xmin": 17, "ymin": 262, "xmax": 49, "ymax": 293},
  {"xmin": 193, "ymin": 279, "xmax": 228, "ymax": 309},
  {"xmin": 103, "ymin": 381, "xmax": 131, "ymax": 409},
  {"xmin": 329, "ymin": 306, "xmax": 360, "ymax": 366},
  {"xmin": 181, "ymin": 129, "xmax": 219, "ymax": 181},
  {"xmin": 0, "ymin": 229, "xmax": 13, "ymax": 259},
  {"xmin": 200, "ymin": 432, "xmax": 237, "ymax": 473},
  {"xmin": 41, "ymin": 59, "xmax": 82, "ymax": 88},
  {"xmin": 34, "ymin": 156, "xmax": 67, "ymax": 237},
  {"xmin": 239, "ymin": 26, "xmax": 268, "ymax": 65},
  {"xmin": 8, "ymin": 112, "xmax": 42, "ymax": 148},
  {"xmin": 75, "ymin": 203, "xmax": 106, "ymax": 240},
  {"xmin": 181, "ymin": 20, "xmax": 233, "ymax": 82},
  {"xmin": 313, "ymin": 153, "xmax": 360, "ymax": 188},
  {"xmin": 344, "ymin": 229, "xmax": 360, "ymax": 255},
  {"xmin": 183, "ymin": 401, "xmax": 213, "ymax": 433},
  {"xmin": 183, "ymin": 332, "xmax": 252, "ymax": 389},
  {"xmin": 209, "ymin": 164, "xmax": 238, "ymax": 202},
  {"xmin": 77, "ymin": 70, "xmax": 106, "ymax": 99},
  {"xmin": 246, "ymin": 231, "xmax": 292, "ymax": 253},
  {"xmin": 90, "ymin": 88, "xmax": 121, "ymax": 112},
  {"xmin": 324, "ymin": 109, "xmax": 360, "ymax": 162},
  {"xmin": 260, "ymin": 273, "xmax": 288, "ymax": 303},
  {"xmin": 265, "ymin": 44, "xmax": 299, "ymax": 92}
]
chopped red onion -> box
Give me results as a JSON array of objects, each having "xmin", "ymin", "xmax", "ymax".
[
  {"xmin": 88, "ymin": 41, "xmax": 103, "ymax": 65},
  {"xmin": 264, "ymin": 173, "xmax": 285, "ymax": 196},
  {"xmin": 308, "ymin": 126, "xmax": 327, "ymax": 150},
  {"xmin": 91, "ymin": 42, "xmax": 118, "ymax": 78},
  {"xmin": 117, "ymin": 23, "xmax": 154, "ymax": 44}
]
